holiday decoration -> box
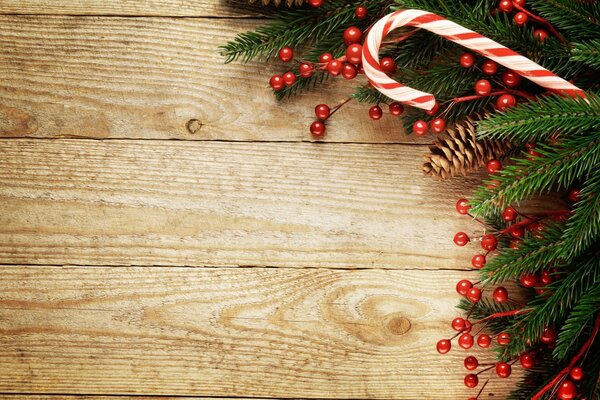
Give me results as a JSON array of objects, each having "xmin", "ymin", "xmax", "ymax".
[
  {"xmin": 422, "ymin": 116, "xmax": 513, "ymax": 179},
  {"xmin": 222, "ymin": 0, "xmax": 600, "ymax": 398}
]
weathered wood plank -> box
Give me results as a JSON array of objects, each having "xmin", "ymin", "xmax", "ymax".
[
  {"xmin": 0, "ymin": 15, "xmax": 420, "ymax": 143},
  {"xmin": 0, "ymin": 139, "xmax": 484, "ymax": 269},
  {"xmin": 0, "ymin": 0, "xmax": 266, "ymax": 17},
  {"xmin": 0, "ymin": 266, "xmax": 520, "ymax": 398}
]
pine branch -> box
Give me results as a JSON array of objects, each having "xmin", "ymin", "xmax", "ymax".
[
  {"xmin": 499, "ymin": 255, "xmax": 600, "ymax": 359},
  {"xmin": 554, "ymin": 287, "xmax": 600, "ymax": 360},
  {"xmin": 528, "ymin": 0, "xmax": 600, "ymax": 41},
  {"xmin": 476, "ymin": 94, "xmax": 600, "ymax": 144},
  {"xmin": 469, "ymin": 132, "xmax": 600, "ymax": 217},
  {"xmin": 571, "ymin": 40, "xmax": 600, "ymax": 69},
  {"xmin": 457, "ymin": 297, "xmax": 512, "ymax": 334},
  {"xmin": 558, "ymin": 173, "xmax": 600, "ymax": 260},
  {"xmin": 352, "ymin": 84, "xmax": 393, "ymax": 104}
]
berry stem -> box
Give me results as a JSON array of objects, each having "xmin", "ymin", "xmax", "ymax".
[
  {"xmin": 475, "ymin": 379, "xmax": 489, "ymax": 399},
  {"xmin": 480, "ymin": 308, "xmax": 530, "ymax": 322},
  {"xmin": 531, "ymin": 313, "xmax": 600, "ymax": 400},
  {"xmin": 449, "ymin": 90, "xmax": 536, "ymax": 104},
  {"xmin": 511, "ymin": 1, "xmax": 563, "ymax": 42},
  {"xmin": 476, "ymin": 364, "xmax": 495, "ymax": 375},
  {"xmin": 327, "ymin": 97, "xmax": 354, "ymax": 120}
]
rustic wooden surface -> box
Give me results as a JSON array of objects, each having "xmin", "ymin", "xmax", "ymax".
[{"xmin": 0, "ymin": 1, "xmax": 521, "ymax": 399}]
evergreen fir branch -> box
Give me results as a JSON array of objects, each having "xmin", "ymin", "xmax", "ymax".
[
  {"xmin": 558, "ymin": 173, "xmax": 600, "ymax": 260},
  {"xmin": 528, "ymin": 0, "xmax": 600, "ymax": 41},
  {"xmin": 481, "ymin": 225, "xmax": 566, "ymax": 284},
  {"xmin": 469, "ymin": 132, "xmax": 600, "ymax": 217},
  {"xmin": 500, "ymin": 255, "xmax": 600, "ymax": 359},
  {"xmin": 457, "ymin": 298, "xmax": 512, "ymax": 334},
  {"xmin": 507, "ymin": 353, "xmax": 564, "ymax": 400},
  {"xmin": 275, "ymin": 69, "xmax": 332, "ymax": 100},
  {"xmin": 383, "ymin": 32, "xmax": 448, "ymax": 69},
  {"xmin": 553, "ymin": 288, "xmax": 600, "ymax": 361},
  {"xmin": 352, "ymin": 84, "xmax": 393, "ymax": 104},
  {"xmin": 220, "ymin": 0, "xmax": 392, "ymax": 64},
  {"xmin": 476, "ymin": 94, "xmax": 600, "ymax": 144},
  {"xmin": 571, "ymin": 40, "xmax": 600, "ymax": 69}
]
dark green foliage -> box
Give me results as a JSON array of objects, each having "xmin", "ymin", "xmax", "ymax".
[{"xmin": 571, "ymin": 40, "xmax": 600, "ymax": 69}]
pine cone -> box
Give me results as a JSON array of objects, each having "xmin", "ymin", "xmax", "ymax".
[
  {"xmin": 423, "ymin": 116, "xmax": 513, "ymax": 179},
  {"xmin": 248, "ymin": 0, "xmax": 304, "ymax": 5}
]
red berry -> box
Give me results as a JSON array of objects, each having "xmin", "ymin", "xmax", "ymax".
[
  {"xmin": 481, "ymin": 234, "xmax": 498, "ymax": 251},
  {"xmin": 369, "ymin": 105, "xmax": 383, "ymax": 120},
  {"xmin": 493, "ymin": 286, "xmax": 508, "ymax": 303},
  {"xmin": 310, "ymin": 121, "xmax": 325, "ymax": 137},
  {"xmin": 299, "ymin": 63, "xmax": 314, "ymax": 78},
  {"xmin": 509, "ymin": 225, "xmax": 525, "ymax": 238},
  {"xmin": 464, "ymin": 356, "xmax": 478, "ymax": 370},
  {"xmin": 452, "ymin": 317, "xmax": 466, "ymax": 331},
  {"xmin": 477, "ymin": 334, "xmax": 491, "ymax": 348},
  {"xmin": 482, "ymin": 60, "xmax": 498, "ymax": 75},
  {"xmin": 455, "ymin": 198, "xmax": 471, "ymax": 215},
  {"xmin": 502, "ymin": 70, "xmax": 522, "ymax": 88},
  {"xmin": 486, "ymin": 159, "xmax": 502, "ymax": 174},
  {"xmin": 472, "ymin": 254, "xmax": 486, "ymax": 269},
  {"xmin": 282, "ymin": 71, "xmax": 296, "ymax": 86},
  {"xmin": 269, "ymin": 75, "xmax": 284, "ymax": 91},
  {"xmin": 568, "ymin": 188, "xmax": 581, "ymax": 203},
  {"xmin": 509, "ymin": 239, "xmax": 522, "ymax": 249},
  {"xmin": 380, "ymin": 57, "xmax": 397, "ymax": 74},
  {"xmin": 498, "ymin": 0, "xmax": 513, "ymax": 12},
  {"xmin": 534, "ymin": 29, "xmax": 549, "ymax": 42},
  {"xmin": 464, "ymin": 374, "xmax": 478, "ymax": 388},
  {"xmin": 315, "ymin": 104, "xmax": 330, "ymax": 121},
  {"xmin": 475, "ymin": 79, "xmax": 492, "ymax": 96},
  {"xmin": 520, "ymin": 352, "xmax": 535, "ymax": 368},
  {"xmin": 454, "ymin": 232, "xmax": 470, "ymax": 246},
  {"xmin": 570, "ymin": 367, "xmax": 584, "ymax": 381},
  {"xmin": 502, "ymin": 206, "xmax": 518, "ymax": 221},
  {"xmin": 342, "ymin": 63, "xmax": 358, "ymax": 80},
  {"xmin": 319, "ymin": 53, "xmax": 333, "ymax": 64},
  {"xmin": 456, "ymin": 279, "xmax": 473, "ymax": 296},
  {"xmin": 327, "ymin": 60, "xmax": 342, "ymax": 76},
  {"xmin": 496, "ymin": 362, "xmax": 511, "ymax": 378},
  {"xmin": 308, "ymin": 0, "xmax": 323, "ymax": 7},
  {"xmin": 430, "ymin": 118, "xmax": 446, "ymax": 134},
  {"xmin": 389, "ymin": 102, "xmax": 404, "ymax": 116},
  {"xmin": 540, "ymin": 326, "xmax": 557, "ymax": 344},
  {"xmin": 467, "ymin": 287, "xmax": 482, "ymax": 303},
  {"xmin": 437, "ymin": 339, "xmax": 451, "ymax": 354},
  {"xmin": 497, "ymin": 332, "xmax": 510, "ymax": 345},
  {"xmin": 514, "ymin": 11, "xmax": 528, "ymax": 26},
  {"xmin": 425, "ymin": 102, "xmax": 440, "ymax": 116},
  {"xmin": 278, "ymin": 46, "xmax": 294, "ymax": 62},
  {"xmin": 541, "ymin": 270, "xmax": 553, "ymax": 285},
  {"xmin": 459, "ymin": 53, "xmax": 475, "ymax": 68},
  {"xmin": 463, "ymin": 320, "xmax": 472, "ymax": 334},
  {"xmin": 459, "ymin": 333, "xmax": 474, "ymax": 349},
  {"xmin": 496, "ymin": 94, "xmax": 517, "ymax": 111},
  {"xmin": 345, "ymin": 43, "xmax": 362, "ymax": 65},
  {"xmin": 557, "ymin": 380, "xmax": 577, "ymax": 400},
  {"xmin": 355, "ymin": 5, "xmax": 367, "ymax": 18},
  {"xmin": 520, "ymin": 273, "xmax": 538, "ymax": 288},
  {"xmin": 412, "ymin": 120, "xmax": 429, "ymax": 136},
  {"xmin": 343, "ymin": 26, "xmax": 363, "ymax": 45}
]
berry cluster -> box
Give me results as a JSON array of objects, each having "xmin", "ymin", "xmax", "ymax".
[
  {"xmin": 437, "ymin": 159, "xmax": 590, "ymax": 399},
  {"xmin": 497, "ymin": 0, "xmax": 553, "ymax": 41}
]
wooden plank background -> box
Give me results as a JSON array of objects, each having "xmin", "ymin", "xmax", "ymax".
[{"xmin": 0, "ymin": 1, "xmax": 524, "ymax": 399}]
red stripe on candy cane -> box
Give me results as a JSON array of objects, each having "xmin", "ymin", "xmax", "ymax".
[{"xmin": 362, "ymin": 9, "xmax": 585, "ymax": 111}]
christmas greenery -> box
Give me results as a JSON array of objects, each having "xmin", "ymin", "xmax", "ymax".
[{"xmin": 222, "ymin": 0, "xmax": 600, "ymax": 398}]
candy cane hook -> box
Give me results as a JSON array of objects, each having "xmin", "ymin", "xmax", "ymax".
[{"xmin": 362, "ymin": 9, "xmax": 585, "ymax": 111}]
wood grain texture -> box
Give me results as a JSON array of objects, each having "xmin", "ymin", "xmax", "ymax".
[
  {"xmin": 0, "ymin": 15, "xmax": 424, "ymax": 143},
  {"xmin": 0, "ymin": 266, "xmax": 520, "ymax": 399},
  {"xmin": 0, "ymin": 139, "xmax": 486, "ymax": 269},
  {"xmin": 0, "ymin": 0, "xmax": 266, "ymax": 17}
]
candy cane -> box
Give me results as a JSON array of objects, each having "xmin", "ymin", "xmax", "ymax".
[{"xmin": 362, "ymin": 9, "xmax": 585, "ymax": 111}]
